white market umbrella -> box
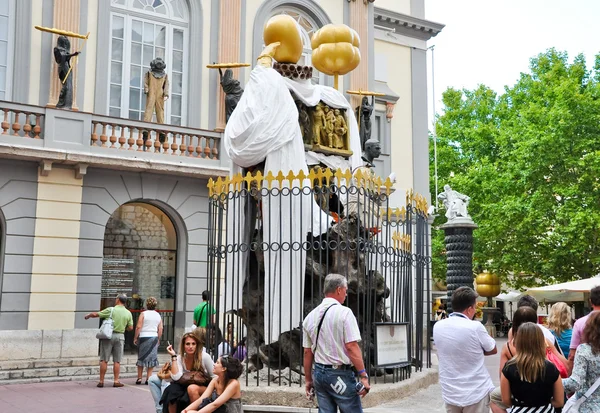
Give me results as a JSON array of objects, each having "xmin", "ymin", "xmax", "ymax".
[
  {"xmin": 526, "ymin": 277, "xmax": 600, "ymax": 303},
  {"xmin": 495, "ymin": 291, "xmax": 524, "ymax": 302}
]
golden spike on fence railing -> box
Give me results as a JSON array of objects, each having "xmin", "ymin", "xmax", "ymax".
[
  {"xmin": 243, "ymin": 172, "xmax": 254, "ymax": 188},
  {"xmin": 383, "ymin": 177, "xmax": 393, "ymax": 196},
  {"xmin": 354, "ymin": 169, "xmax": 364, "ymax": 189},
  {"xmin": 406, "ymin": 189, "xmax": 414, "ymax": 205},
  {"xmin": 341, "ymin": 169, "xmax": 352, "ymax": 183},
  {"xmin": 334, "ymin": 168, "xmax": 344, "ymax": 184},
  {"xmin": 275, "ymin": 170, "xmax": 286, "ymax": 188},
  {"xmin": 396, "ymin": 206, "xmax": 407, "ymax": 221},
  {"xmin": 253, "ymin": 170, "xmax": 263, "ymax": 191},
  {"xmin": 223, "ymin": 175, "xmax": 231, "ymax": 194},
  {"xmin": 231, "ymin": 173, "xmax": 243, "ymax": 191},
  {"xmin": 208, "ymin": 178, "xmax": 214, "ymax": 197},
  {"xmin": 375, "ymin": 176, "xmax": 382, "ymax": 191},
  {"xmin": 308, "ymin": 168, "xmax": 318, "ymax": 188},
  {"xmin": 323, "ymin": 168, "xmax": 333, "ymax": 186},
  {"xmin": 215, "ymin": 177, "xmax": 224, "ymax": 196},
  {"xmin": 315, "ymin": 167, "xmax": 325, "ymax": 185},
  {"xmin": 297, "ymin": 169, "xmax": 307, "ymax": 186},
  {"xmin": 264, "ymin": 170, "xmax": 275, "ymax": 189},
  {"xmin": 285, "ymin": 170, "xmax": 296, "ymax": 186}
]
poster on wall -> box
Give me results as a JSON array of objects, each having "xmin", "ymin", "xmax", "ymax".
[
  {"xmin": 101, "ymin": 258, "xmax": 135, "ymax": 298},
  {"xmin": 374, "ymin": 322, "xmax": 409, "ymax": 367}
]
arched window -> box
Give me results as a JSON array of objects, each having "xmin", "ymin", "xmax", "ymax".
[
  {"xmin": 269, "ymin": 6, "xmax": 322, "ymax": 84},
  {"xmin": 109, "ymin": 0, "xmax": 189, "ymax": 125},
  {"xmin": 0, "ymin": 0, "xmax": 15, "ymax": 100}
]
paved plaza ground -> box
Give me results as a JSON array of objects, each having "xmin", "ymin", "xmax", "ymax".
[{"xmin": 0, "ymin": 338, "xmax": 506, "ymax": 412}]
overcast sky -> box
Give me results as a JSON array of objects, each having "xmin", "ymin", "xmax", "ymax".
[{"xmin": 424, "ymin": 0, "xmax": 600, "ymax": 123}]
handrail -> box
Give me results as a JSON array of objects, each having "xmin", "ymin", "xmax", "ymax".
[{"xmin": 90, "ymin": 114, "xmax": 221, "ymax": 139}]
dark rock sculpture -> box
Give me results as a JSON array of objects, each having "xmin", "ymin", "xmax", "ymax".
[
  {"xmin": 356, "ymin": 96, "xmax": 374, "ymax": 149},
  {"xmin": 219, "ymin": 68, "xmax": 244, "ymax": 123},
  {"xmin": 54, "ymin": 35, "xmax": 80, "ymax": 109}
]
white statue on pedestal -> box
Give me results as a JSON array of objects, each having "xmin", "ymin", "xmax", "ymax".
[{"xmin": 438, "ymin": 184, "xmax": 471, "ymax": 220}]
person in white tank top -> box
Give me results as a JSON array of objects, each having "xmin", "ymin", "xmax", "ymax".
[{"xmin": 134, "ymin": 297, "xmax": 163, "ymax": 384}]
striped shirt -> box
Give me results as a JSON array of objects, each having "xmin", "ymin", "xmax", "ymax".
[{"xmin": 302, "ymin": 297, "xmax": 361, "ymax": 365}]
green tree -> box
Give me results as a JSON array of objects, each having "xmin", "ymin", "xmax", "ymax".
[{"xmin": 430, "ymin": 49, "xmax": 600, "ymax": 288}]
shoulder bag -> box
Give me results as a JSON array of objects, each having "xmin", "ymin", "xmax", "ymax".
[
  {"xmin": 96, "ymin": 307, "xmax": 114, "ymax": 340},
  {"xmin": 157, "ymin": 361, "xmax": 172, "ymax": 380},
  {"xmin": 546, "ymin": 346, "xmax": 568, "ymax": 378},
  {"xmin": 177, "ymin": 369, "xmax": 211, "ymax": 387},
  {"xmin": 313, "ymin": 303, "xmax": 338, "ymax": 354},
  {"xmin": 563, "ymin": 374, "xmax": 600, "ymax": 412}
]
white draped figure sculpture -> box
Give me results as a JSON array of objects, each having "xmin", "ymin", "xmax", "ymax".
[
  {"xmin": 438, "ymin": 184, "xmax": 471, "ymax": 220},
  {"xmin": 223, "ymin": 44, "xmax": 363, "ymax": 343}
]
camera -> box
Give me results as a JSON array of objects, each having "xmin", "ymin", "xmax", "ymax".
[{"xmin": 355, "ymin": 381, "xmax": 365, "ymax": 393}]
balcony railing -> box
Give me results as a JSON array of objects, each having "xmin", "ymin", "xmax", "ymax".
[
  {"xmin": 90, "ymin": 115, "xmax": 219, "ymax": 159},
  {"xmin": 1, "ymin": 102, "xmax": 45, "ymax": 139},
  {"xmin": 0, "ymin": 100, "xmax": 228, "ymax": 174}
]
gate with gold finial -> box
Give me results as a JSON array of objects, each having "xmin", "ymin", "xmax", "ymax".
[{"xmin": 204, "ymin": 167, "xmax": 432, "ymax": 387}]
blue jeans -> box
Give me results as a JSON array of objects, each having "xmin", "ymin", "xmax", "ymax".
[
  {"xmin": 313, "ymin": 364, "xmax": 363, "ymax": 413},
  {"xmin": 148, "ymin": 374, "xmax": 163, "ymax": 413}
]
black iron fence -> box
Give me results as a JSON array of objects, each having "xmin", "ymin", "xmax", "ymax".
[{"xmin": 205, "ymin": 167, "xmax": 431, "ymax": 386}]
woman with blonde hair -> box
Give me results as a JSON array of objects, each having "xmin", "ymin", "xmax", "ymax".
[
  {"xmin": 501, "ymin": 322, "xmax": 564, "ymax": 412},
  {"xmin": 547, "ymin": 302, "xmax": 573, "ymax": 357},
  {"xmin": 134, "ymin": 296, "xmax": 163, "ymax": 384}
]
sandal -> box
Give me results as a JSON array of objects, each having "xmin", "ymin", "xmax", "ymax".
[
  {"xmin": 113, "ymin": 382, "xmax": 125, "ymax": 388},
  {"xmin": 96, "ymin": 382, "xmax": 104, "ymax": 388},
  {"xmin": 144, "ymin": 380, "xmax": 149, "ymax": 385},
  {"xmin": 136, "ymin": 378, "xmax": 142, "ymax": 385}
]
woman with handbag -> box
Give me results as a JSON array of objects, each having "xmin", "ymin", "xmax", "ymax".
[
  {"xmin": 500, "ymin": 322, "xmax": 564, "ymax": 412},
  {"xmin": 182, "ymin": 356, "xmax": 244, "ymax": 413},
  {"xmin": 160, "ymin": 332, "xmax": 215, "ymax": 413},
  {"xmin": 134, "ymin": 297, "xmax": 163, "ymax": 385},
  {"xmin": 562, "ymin": 311, "xmax": 600, "ymax": 412}
]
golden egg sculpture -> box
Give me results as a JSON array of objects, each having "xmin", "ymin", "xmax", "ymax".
[
  {"xmin": 263, "ymin": 15, "xmax": 303, "ymax": 64},
  {"xmin": 311, "ymin": 24, "xmax": 361, "ymax": 76},
  {"xmin": 476, "ymin": 272, "xmax": 501, "ymax": 297}
]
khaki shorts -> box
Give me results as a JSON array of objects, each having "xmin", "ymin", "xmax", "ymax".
[
  {"xmin": 99, "ymin": 333, "xmax": 125, "ymax": 363},
  {"xmin": 490, "ymin": 386, "xmax": 509, "ymax": 410},
  {"xmin": 445, "ymin": 393, "xmax": 490, "ymax": 413}
]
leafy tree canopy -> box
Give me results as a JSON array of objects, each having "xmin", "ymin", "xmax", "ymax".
[{"xmin": 430, "ymin": 49, "xmax": 600, "ymax": 289}]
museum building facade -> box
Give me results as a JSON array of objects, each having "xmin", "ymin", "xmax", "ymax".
[{"xmin": 0, "ymin": 0, "xmax": 442, "ymax": 364}]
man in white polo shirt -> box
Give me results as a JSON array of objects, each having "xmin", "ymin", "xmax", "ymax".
[{"xmin": 434, "ymin": 286, "xmax": 497, "ymax": 413}]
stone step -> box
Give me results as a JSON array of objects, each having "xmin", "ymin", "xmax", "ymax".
[
  {"xmin": 1, "ymin": 372, "xmax": 141, "ymax": 386},
  {"xmin": 0, "ymin": 354, "xmax": 165, "ymax": 371},
  {"xmin": 0, "ymin": 354, "xmax": 172, "ymax": 384}
]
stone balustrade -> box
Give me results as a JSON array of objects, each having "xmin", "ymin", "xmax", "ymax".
[
  {"xmin": 0, "ymin": 101, "xmax": 45, "ymax": 139},
  {"xmin": 90, "ymin": 115, "xmax": 221, "ymax": 159},
  {"xmin": 0, "ymin": 101, "xmax": 229, "ymax": 175}
]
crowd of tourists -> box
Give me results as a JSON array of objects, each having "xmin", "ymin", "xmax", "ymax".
[{"xmin": 434, "ymin": 286, "xmax": 600, "ymax": 413}]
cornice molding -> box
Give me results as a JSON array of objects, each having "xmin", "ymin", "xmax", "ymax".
[{"xmin": 374, "ymin": 7, "xmax": 445, "ymax": 41}]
